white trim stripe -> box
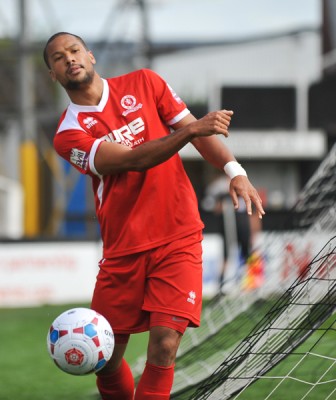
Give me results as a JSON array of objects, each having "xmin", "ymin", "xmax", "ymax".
[
  {"xmin": 69, "ymin": 79, "xmax": 109, "ymax": 113},
  {"xmin": 57, "ymin": 107, "xmax": 85, "ymax": 134},
  {"xmin": 167, "ymin": 108, "xmax": 190, "ymax": 126},
  {"xmin": 96, "ymin": 178, "xmax": 104, "ymax": 208},
  {"xmin": 89, "ymin": 138, "xmax": 104, "ymax": 176}
]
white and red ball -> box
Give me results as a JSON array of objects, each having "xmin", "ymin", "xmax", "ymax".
[{"xmin": 47, "ymin": 307, "xmax": 114, "ymax": 375}]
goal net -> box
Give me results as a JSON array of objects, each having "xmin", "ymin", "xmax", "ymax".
[
  {"xmin": 130, "ymin": 144, "xmax": 336, "ymax": 399},
  {"xmin": 187, "ymin": 236, "xmax": 336, "ymax": 400}
]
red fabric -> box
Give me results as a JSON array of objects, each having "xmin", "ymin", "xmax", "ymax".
[
  {"xmin": 150, "ymin": 312, "xmax": 189, "ymax": 335},
  {"xmin": 91, "ymin": 231, "xmax": 203, "ymax": 334},
  {"xmin": 96, "ymin": 358, "xmax": 134, "ymax": 400},
  {"xmin": 53, "ymin": 69, "xmax": 203, "ymax": 259},
  {"xmin": 135, "ymin": 362, "xmax": 175, "ymax": 400}
]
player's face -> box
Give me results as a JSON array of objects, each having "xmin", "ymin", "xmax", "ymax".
[{"xmin": 46, "ymin": 35, "xmax": 96, "ymax": 90}]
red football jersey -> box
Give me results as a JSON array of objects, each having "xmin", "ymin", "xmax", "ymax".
[{"xmin": 54, "ymin": 69, "xmax": 204, "ymax": 257}]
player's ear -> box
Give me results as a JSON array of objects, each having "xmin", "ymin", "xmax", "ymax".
[
  {"xmin": 88, "ymin": 50, "xmax": 96, "ymax": 65},
  {"xmin": 49, "ymin": 69, "xmax": 57, "ymax": 82}
]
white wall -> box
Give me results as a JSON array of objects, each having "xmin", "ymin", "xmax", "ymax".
[{"xmin": 153, "ymin": 30, "xmax": 321, "ymax": 102}]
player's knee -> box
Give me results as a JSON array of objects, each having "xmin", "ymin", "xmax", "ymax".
[
  {"xmin": 148, "ymin": 328, "xmax": 182, "ymax": 366},
  {"xmin": 148, "ymin": 338, "xmax": 177, "ymax": 366}
]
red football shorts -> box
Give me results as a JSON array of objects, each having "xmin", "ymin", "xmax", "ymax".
[{"xmin": 91, "ymin": 231, "xmax": 203, "ymax": 335}]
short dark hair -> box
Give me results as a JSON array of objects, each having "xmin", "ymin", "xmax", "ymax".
[{"xmin": 43, "ymin": 32, "xmax": 88, "ymax": 68}]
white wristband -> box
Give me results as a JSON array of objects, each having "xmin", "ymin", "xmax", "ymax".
[{"xmin": 224, "ymin": 161, "xmax": 247, "ymax": 179}]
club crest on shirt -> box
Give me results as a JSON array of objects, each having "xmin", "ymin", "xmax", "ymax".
[
  {"xmin": 121, "ymin": 95, "xmax": 143, "ymax": 116},
  {"xmin": 70, "ymin": 148, "xmax": 89, "ymax": 170}
]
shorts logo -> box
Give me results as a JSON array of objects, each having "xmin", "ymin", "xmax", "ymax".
[
  {"xmin": 83, "ymin": 116, "xmax": 98, "ymax": 129},
  {"xmin": 187, "ymin": 291, "xmax": 196, "ymax": 305},
  {"xmin": 70, "ymin": 148, "xmax": 89, "ymax": 170},
  {"xmin": 172, "ymin": 316, "xmax": 186, "ymax": 322},
  {"xmin": 121, "ymin": 95, "xmax": 143, "ymax": 116}
]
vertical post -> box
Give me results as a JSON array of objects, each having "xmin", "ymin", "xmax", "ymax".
[
  {"xmin": 18, "ymin": 0, "xmax": 40, "ymax": 236},
  {"xmin": 137, "ymin": 0, "xmax": 152, "ymax": 68}
]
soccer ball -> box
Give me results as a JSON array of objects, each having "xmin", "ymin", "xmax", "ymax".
[{"xmin": 47, "ymin": 307, "xmax": 114, "ymax": 375}]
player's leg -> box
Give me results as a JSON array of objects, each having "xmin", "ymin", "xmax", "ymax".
[
  {"xmin": 236, "ymin": 212, "xmax": 251, "ymax": 265},
  {"xmin": 96, "ymin": 335, "xmax": 134, "ymax": 400},
  {"xmin": 134, "ymin": 315, "xmax": 189, "ymax": 400},
  {"xmin": 135, "ymin": 231, "xmax": 203, "ymax": 399},
  {"xmin": 91, "ymin": 255, "xmax": 149, "ymax": 400}
]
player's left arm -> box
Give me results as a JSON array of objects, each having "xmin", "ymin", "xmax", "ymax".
[{"xmin": 171, "ymin": 113, "xmax": 265, "ymax": 219}]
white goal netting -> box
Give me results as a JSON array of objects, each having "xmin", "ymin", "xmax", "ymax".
[{"xmin": 131, "ymin": 144, "xmax": 336, "ymax": 400}]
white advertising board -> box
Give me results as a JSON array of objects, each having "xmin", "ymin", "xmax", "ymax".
[
  {"xmin": 0, "ymin": 235, "xmax": 223, "ymax": 307},
  {"xmin": 0, "ymin": 241, "xmax": 101, "ymax": 307},
  {"xmin": 202, "ymin": 234, "xmax": 223, "ymax": 297}
]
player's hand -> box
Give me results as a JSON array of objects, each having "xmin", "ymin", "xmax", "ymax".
[
  {"xmin": 191, "ymin": 110, "xmax": 234, "ymax": 138},
  {"xmin": 229, "ymin": 175, "xmax": 265, "ymax": 219}
]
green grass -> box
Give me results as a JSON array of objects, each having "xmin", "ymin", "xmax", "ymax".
[
  {"xmin": 0, "ymin": 304, "xmax": 148, "ymax": 400},
  {"xmin": 240, "ymin": 318, "xmax": 336, "ymax": 400},
  {"xmin": 1, "ymin": 303, "xmax": 335, "ymax": 400},
  {"xmin": 172, "ymin": 313, "xmax": 336, "ymax": 400}
]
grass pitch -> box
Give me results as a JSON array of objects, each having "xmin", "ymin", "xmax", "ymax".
[
  {"xmin": 0, "ymin": 303, "xmax": 148, "ymax": 400},
  {"xmin": 1, "ymin": 303, "xmax": 334, "ymax": 400}
]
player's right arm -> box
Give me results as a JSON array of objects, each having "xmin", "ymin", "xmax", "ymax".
[{"xmin": 94, "ymin": 110, "xmax": 232, "ymax": 175}]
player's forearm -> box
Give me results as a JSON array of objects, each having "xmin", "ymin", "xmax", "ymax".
[
  {"xmin": 95, "ymin": 126, "xmax": 197, "ymax": 175},
  {"xmin": 192, "ymin": 135, "xmax": 236, "ymax": 170},
  {"xmin": 127, "ymin": 128, "xmax": 197, "ymax": 172},
  {"xmin": 128, "ymin": 111, "xmax": 232, "ymax": 172},
  {"xmin": 95, "ymin": 110, "xmax": 231, "ymax": 175}
]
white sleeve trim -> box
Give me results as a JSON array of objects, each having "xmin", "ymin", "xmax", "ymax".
[
  {"xmin": 89, "ymin": 138, "xmax": 104, "ymax": 176},
  {"xmin": 167, "ymin": 108, "xmax": 190, "ymax": 126}
]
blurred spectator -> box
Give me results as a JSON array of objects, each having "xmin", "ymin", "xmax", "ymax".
[{"xmin": 202, "ymin": 174, "xmax": 261, "ymax": 284}]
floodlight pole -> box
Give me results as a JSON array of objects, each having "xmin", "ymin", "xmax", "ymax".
[{"xmin": 137, "ymin": 0, "xmax": 152, "ymax": 68}]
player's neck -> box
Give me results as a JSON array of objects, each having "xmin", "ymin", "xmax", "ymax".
[{"xmin": 67, "ymin": 73, "xmax": 104, "ymax": 106}]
